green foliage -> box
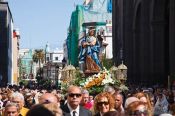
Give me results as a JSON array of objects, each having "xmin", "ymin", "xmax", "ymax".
[
  {"xmin": 61, "ymin": 82, "xmax": 69, "ymax": 95},
  {"xmin": 36, "ymin": 75, "xmax": 42, "ymax": 83},
  {"xmin": 42, "ymin": 79, "xmax": 51, "ymax": 88},
  {"xmin": 37, "ymin": 78, "xmax": 52, "ymax": 89},
  {"xmin": 32, "ymin": 49, "xmax": 45, "ymax": 68},
  {"xmin": 73, "ymin": 69, "xmax": 86, "ymax": 86},
  {"xmin": 19, "ymin": 80, "xmax": 29, "ymax": 86},
  {"xmin": 102, "ymin": 58, "xmax": 113, "ymax": 70},
  {"xmin": 88, "ymin": 85, "xmax": 104, "ymax": 95}
]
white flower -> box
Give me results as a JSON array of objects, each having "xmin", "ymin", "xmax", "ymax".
[
  {"xmin": 80, "ymin": 83, "xmax": 85, "ymax": 86},
  {"xmin": 88, "ymin": 77, "xmax": 93, "ymax": 81},
  {"xmin": 119, "ymin": 84, "xmax": 129, "ymax": 91}
]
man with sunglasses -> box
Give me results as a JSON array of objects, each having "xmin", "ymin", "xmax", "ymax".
[{"xmin": 61, "ymin": 85, "xmax": 92, "ymax": 116}]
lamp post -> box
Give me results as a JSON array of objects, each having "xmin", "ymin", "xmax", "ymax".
[
  {"xmin": 62, "ymin": 57, "xmax": 67, "ymax": 69},
  {"xmin": 55, "ymin": 64, "xmax": 59, "ymax": 89}
]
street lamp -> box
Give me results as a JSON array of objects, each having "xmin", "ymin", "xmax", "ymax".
[
  {"xmin": 55, "ymin": 64, "xmax": 59, "ymax": 89},
  {"xmin": 117, "ymin": 61, "xmax": 127, "ymax": 83},
  {"xmin": 62, "ymin": 57, "xmax": 67, "ymax": 69},
  {"xmin": 60, "ymin": 64, "xmax": 76, "ymax": 85},
  {"xmin": 110, "ymin": 65, "xmax": 118, "ymax": 79}
]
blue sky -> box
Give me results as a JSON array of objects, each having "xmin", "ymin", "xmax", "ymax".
[{"xmin": 8, "ymin": 0, "xmax": 83, "ymax": 49}]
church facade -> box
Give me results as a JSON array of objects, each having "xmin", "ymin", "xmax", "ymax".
[{"xmin": 113, "ymin": 0, "xmax": 175, "ymax": 85}]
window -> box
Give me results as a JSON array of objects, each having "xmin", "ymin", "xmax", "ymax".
[
  {"xmin": 47, "ymin": 57, "xmax": 49, "ymax": 61},
  {"xmin": 55, "ymin": 57, "xmax": 58, "ymax": 61}
]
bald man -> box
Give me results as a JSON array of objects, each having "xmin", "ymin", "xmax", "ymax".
[
  {"xmin": 61, "ymin": 85, "xmax": 92, "ymax": 116},
  {"xmin": 39, "ymin": 93, "xmax": 60, "ymax": 106}
]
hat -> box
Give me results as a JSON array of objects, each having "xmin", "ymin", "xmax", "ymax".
[{"xmin": 125, "ymin": 97, "xmax": 140, "ymax": 108}]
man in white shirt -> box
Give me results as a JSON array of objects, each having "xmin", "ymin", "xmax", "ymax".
[{"xmin": 61, "ymin": 85, "xmax": 92, "ymax": 116}]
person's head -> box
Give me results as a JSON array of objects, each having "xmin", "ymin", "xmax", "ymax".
[
  {"xmin": 125, "ymin": 97, "xmax": 140, "ymax": 109},
  {"xmin": 4, "ymin": 102, "xmax": 19, "ymax": 116},
  {"xmin": 134, "ymin": 92, "xmax": 152, "ymax": 111},
  {"xmin": 134, "ymin": 92, "xmax": 150, "ymax": 103},
  {"xmin": 88, "ymin": 27, "xmax": 95, "ymax": 36},
  {"xmin": 11, "ymin": 92, "xmax": 24, "ymax": 110},
  {"xmin": 157, "ymin": 93, "xmax": 163, "ymax": 100},
  {"xmin": 103, "ymin": 85, "xmax": 115, "ymax": 95},
  {"xmin": 81, "ymin": 89, "xmax": 89, "ymax": 105},
  {"xmin": 7, "ymin": 91, "xmax": 13, "ymax": 101},
  {"xmin": 113, "ymin": 93, "xmax": 123, "ymax": 110},
  {"xmin": 89, "ymin": 95, "xmax": 94, "ymax": 101},
  {"xmin": 26, "ymin": 104, "xmax": 55, "ymax": 116},
  {"xmin": 67, "ymin": 85, "xmax": 82, "ymax": 109},
  {"xmin": 51, "ymin": 89, "xmax": 57, "ymax": 95},
  {"xmin": 42, "ymin": 103, "xmax": 62, "ymax": 116},
  {"xmin": 94, "ymin": 92, "xmax": 115, "ymax": 114},
  {"xmin": 39, "ymin": 93, "xmax": 58, "ymax": 104},
  {"xmin": 103, "ymin": 111, "xmax": 121, "ymax": 116},
  {"xmin": 125, "ymin": 101, "xmax": 150, "ymax": 116}
]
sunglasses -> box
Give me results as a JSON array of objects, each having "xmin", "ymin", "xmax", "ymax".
[
  {"xmin": 130, "ymin": 109, "xmax": 148, "ymax": 116},
  {"xmin": 97, "ymin": 101, "xmax": 109, "ymax": 106},
  {"xmin": 68, "ymin": 93, "xmax": 82, "ymax": 98}
]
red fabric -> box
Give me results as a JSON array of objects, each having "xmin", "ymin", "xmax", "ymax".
[
  {"xmin": 13, "ymin": 31, "xmax": 17, "ymax": 38},
  {"xmin": 83, "ymin": 102, "xmax": 93, "ymax": 110}
]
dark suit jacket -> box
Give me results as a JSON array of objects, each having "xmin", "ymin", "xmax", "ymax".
[
  {"xmin": 61, "ymin": 104, "xmax": 92, "ymax": 116},
  {"xmin": 94, "ymin": 112, "xmax": 101, "ymax": 116}
]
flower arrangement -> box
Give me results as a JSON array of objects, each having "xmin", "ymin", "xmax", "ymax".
[
  {"xmin": 61, "ymin": 67, "xmax": 128, "ymax": 95},
  {"xmin": 81, "ymin": 69, "xmax": 114, "ymax": 88},
  {"xmin": 78, "ymin": 69, "xmax": 122, "ymax": 94}
]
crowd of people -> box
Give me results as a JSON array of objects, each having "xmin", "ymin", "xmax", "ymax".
[{"xmin": 0, "ymin": 84, "xmax": 175, "ymax": 116}]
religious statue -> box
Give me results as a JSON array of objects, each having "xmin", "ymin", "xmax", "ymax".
[{"xmin": 79, "ymin": 27, "xmax": 102, "ymax": 73}]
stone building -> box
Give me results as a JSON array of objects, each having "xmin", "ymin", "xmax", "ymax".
[
  {"xmin": 0, "ymin": 1, "xmax": 14, "ymax": 85},
  {"xmin": 113, "ymin": 0, "xmax": 175, "ymax": 85}
]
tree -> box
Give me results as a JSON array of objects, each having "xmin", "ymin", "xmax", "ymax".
[{"xmin": 32, "ymin": 49, "xmax": 45, "ymax": 70}]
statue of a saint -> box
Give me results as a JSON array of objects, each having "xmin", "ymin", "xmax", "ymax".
[{"xmin": 79, "ymin": 27, "xmax": 102, "ymax": 73}]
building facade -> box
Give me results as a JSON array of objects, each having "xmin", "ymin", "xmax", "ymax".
[
  {"xmin": 12, "ymin": 29, "xmax": 20, "ymax": 84},
  {"xmin": 45, "ymin": 50, "xmax": 64, "ymax": 63},
  {"xmin": 43, "ymin": 48, "xmax": 63, "ymax": 81},
  {"xmin": 113, "ymin": 0, "xmax": 175, "ymax": 85},
  {"xmin": 0, "ymin": 2, "xmax": 13, "ymax": 85},
  {"xmin": 19, "ymin": 49, "xmax": 36, "ymax": 80}
]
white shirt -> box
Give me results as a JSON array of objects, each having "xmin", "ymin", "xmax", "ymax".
[
  {"xmin": 0, "ymin": 100, "xmax": 3, "ymax": 109},
  {"xmin": 67, "ymin": 103, "xmax": 80, "ymax": 116}
]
